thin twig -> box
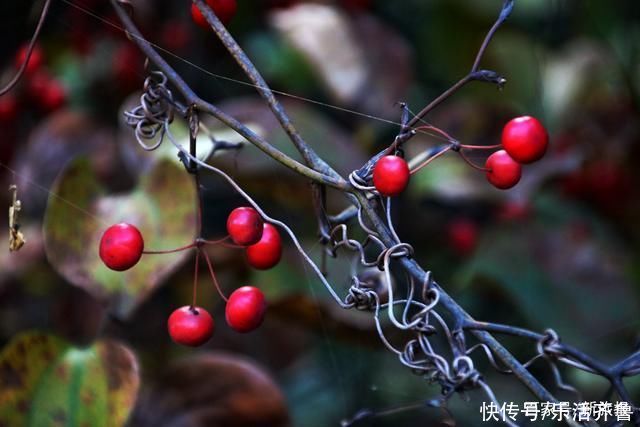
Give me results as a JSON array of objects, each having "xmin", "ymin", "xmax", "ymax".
[{"xmin": 0, "ymin": 0, "xmax": 52, "ymax": 96}]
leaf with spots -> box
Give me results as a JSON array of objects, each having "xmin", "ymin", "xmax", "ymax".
[
  {"xmin": 43, "ymin": 157, "xmax": 197, "ymax": 318},
  {"xmin": 0, "ymin": 331, "xmax": 139, "ymax": 427}
]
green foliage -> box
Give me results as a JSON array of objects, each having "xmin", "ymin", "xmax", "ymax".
[{"xmin": 0, "ymin": 331, "xmax": 139, "ymax": 427}]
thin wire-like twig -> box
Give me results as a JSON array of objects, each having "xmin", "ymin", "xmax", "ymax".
[{"xmin": 0, "ymin": 0, "xmax": 52, "ymax": 96}]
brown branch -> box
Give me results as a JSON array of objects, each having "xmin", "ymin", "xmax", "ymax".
[
  {"xmin": 192, "ymin": 0, "xmax": 342, "ymax": 183},
  {"xmin": 110, "ymin": 0, "xmax": 349, "ymax": 191}
]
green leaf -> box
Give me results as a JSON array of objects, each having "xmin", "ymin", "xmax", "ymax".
[
  {"xmin": 43, "ymin": 157, "xmax": 197, "ymax": 318},
  {"xmin": 0, "ymin": 331, "xmax": 139, "ymax": 427}
]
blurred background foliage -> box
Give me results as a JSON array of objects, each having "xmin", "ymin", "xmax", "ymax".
[{"xmin": 1, "ymin": 0, "xmax": 640, "ymax": 426}]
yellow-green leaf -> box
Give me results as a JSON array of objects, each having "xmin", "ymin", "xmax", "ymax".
[{"xmin": 0, "ymin": 331, "xmax": 139, "ymax": 427}]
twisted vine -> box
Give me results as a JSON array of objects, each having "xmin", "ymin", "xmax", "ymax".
[{"xmin": 110, "ymin": 1, "xmax": 640, "ymax": 426}]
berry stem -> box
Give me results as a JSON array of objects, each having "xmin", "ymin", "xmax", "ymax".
[
  {"xmin": 194, "ymin": 169, "xmax": 204, "ymax": 239},
  {"xmin": 413, "ymin": 125, "xmax": 456, "ymax": 143},
  {"xmin": 143, "ymin": 242, "xmax": 197, "ymax": 254},
  {"xmin": 458, "ymin": 143, "xmax": 502, "ymax": 150},
  {"xmin": 202, "ymin": 249, "xmax": 229, "ymax": 302},
  {"xmin": 201, "ymin": 235, "xmax": 238, "ymax": 247},
  {"xmin": 410, "ymin": 145, "xmax": 452, "ymax": 174},
  {"xmin": 192, "ymin": 248, "xmax": 200, "ymax": 308},
  {"xmin": 458, "ymin": 149, "xmax": 490, "ymax": 172}
]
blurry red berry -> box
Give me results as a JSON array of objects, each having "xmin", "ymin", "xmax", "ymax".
[
  {"xmin": 191, "ymin": 0, "xmax": 238, "ymax": 28},
  {"xmin": 99, "ymin": 223, "xmax": 144, "ymax": 271},
  {"xmin": 225, "ymin": 286, "xmax": 266, "ymax": 333},
  {"xmin": 160, "ymin": 20, "xmax": 192, "ymax": 52},
  {"xmin": 246, "ymin": 223, "xmax": 282, "ymax": 270},
  {"xmin": 447, "ymin": 218, "xmax": 478, "ymax": 256},
  {"xmin": 227, "ymin": 207, "xmax": 264, "ymax": 246},
  {"xmin": 485, "ymin": 150, "xmax": 521, "ymax": 190},
  {"xmin": 27, "ymin": 72, "xmax": 67, "ymax": 112},
  {"xmin": 372, "ymin": 155, "xmax": 410, "ymax": 197},
  {"xmin": 40, "ymin": 79, "xmax": 67, "ymax": 112},
  {"xmin": 497, "ymin": 200, "xmax": 531, "ymax": 221},
  {"xmin": 15, "ymin": 44, "xmax": 44, "ymax": 75},
  {"xmin": 113, "ymin": 43, "xmax": 144, "ymax": 91},
  {"xmin": 0, "ymin": 95, "xmax": 19, "ymax": 124},
  {"xmin": 26, "ymin": 70, "xmax": 49, "ymax": 97},
  {"xmin": 168, "ymin": 306, "xmax": 214, "ymax": 346},
  {"xmin": 585, "ymin": 161, "xmax": 631, "ymax": 210},
  {"xmin": 502, "ymin": 116, "xmax": 548, "ymax": 164}
]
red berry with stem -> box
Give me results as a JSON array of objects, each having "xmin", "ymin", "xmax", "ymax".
[
  {"xmin": 226, "ymin": 286, "xmax": 266, "ymax": 333},
  {"xmin": 502, "ymin": 116, "xmax": 548, "ymax": 164},
  {"xmin": 227, "ymin": 207, "xmax": 264, "ymax": 246},
  {"xmin": 246, "ymin": 223, "xmax": 282, "ymax": 270},
  {"xmin": 168, "ymin": 306, "xmax": 214, "ymax": 346},
  {"xmin": 15, "ymin": 44, "xmax": 44, "ymax": 75},
  {"xmin": 99, "ymin": 223, "xmax": 144, "ymax": 271},
  {"xmin": 485, "ymin": 150, "xmax": 521, "ymax": 190},
  {"xmin": 191, "ymin": 0, "xmax": 238, "ymax": 28},
  {"xmin": 372, "ymin": 155, "xmax": 410, "ymax": 197}
]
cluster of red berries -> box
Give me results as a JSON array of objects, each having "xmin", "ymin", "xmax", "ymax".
[
  {"xmin": 191, "ymin": 0, "xmax": 238, "ymax": 28},
  {"xmin": 485, "ymin": 116, "xmax": 548, "ymax": 189},
  {"xmin": 0, "ymin": 44, "xmax": 67, "ymax": 125},
  {"xmin": 370, "ymin": 115, "xmax": 548, "ymax": 195},
  {"xmin": 98, "ymin": 206, "xmax": 282, "ymax": 347}
]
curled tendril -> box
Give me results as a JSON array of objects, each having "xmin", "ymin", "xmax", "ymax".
[
  {"xmin": 132, "ymin": 82, "xmax": 627, "ymax": 427},
  {"xmin": 123, "ymin": 71, "xmax": 175, "ymax": 151},
  {"xmin": 344, "ymin": 282, "xmax": 378, "ymax": 311},
  {"xmin": 349, "ymin": 171, "xmax": 376, "ymax": 192}
]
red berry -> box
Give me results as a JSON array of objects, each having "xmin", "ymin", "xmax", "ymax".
[
  {"xmin": 191, "ymin": 0, "xmax": 237, "ymax": 28},
  {"xmin": 168, "ymin": 306, "xmax": 214, "ymax": 346},
  {"xmin": 40, "ymin": 79, "xmax": 67, "ymax": 112},
  {"xmin": 160, "ymin": 20, "xmax": 192, "ymax": 52},
  {"xmin": 99, "ymin": 223, "xmax": 144, "ymax": 271},
  {"xmin": 227, "ymin": 207, "xmax": 264, "ymax": 246},
  {"xmin": 498, "ymin": 201, "xmax": 531, "ymax": 221},
  {"xmin": 0, "ymin": 95, "xmax": 19, "ymax": 124},
  {"xmin": 502, "ymin": 116, "xmax": 548, "ymax": 164},
  {"xmin": 246, "ymin": 223, "xmax": 282, "ymax": 270},
  {"xmin": 447, "ymin": 218, "xmax": 478, "ymax": 256},
  {"xmin": 225, "ymin": 286, "xmax": 266, "ymax": 333},
  {"xmin": 372, "ymin": 155, "xmax": 410, "ymax": 197},
  {"xmin": 113, "ymin": 43, "xmax": 144, "ymax": 91},
  {"xmin": 485, "ymin": 150, "xmax": 521, "ymax": 190},
  {"xmin": 15, "ymin": 44, "xmax": 44, "ymax": 75},
  {"xmin": 27, "ymin": 72, "xmax": 67, "ymax": 112}
]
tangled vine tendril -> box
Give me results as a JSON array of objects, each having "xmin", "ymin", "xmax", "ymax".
[
  {"xmin": 109, "ymin": 0, "xmax": 640, "ymax": 421},
  {"xmin": 123, "ymin": 72, "xmax": 175, "ymax": 151}
]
